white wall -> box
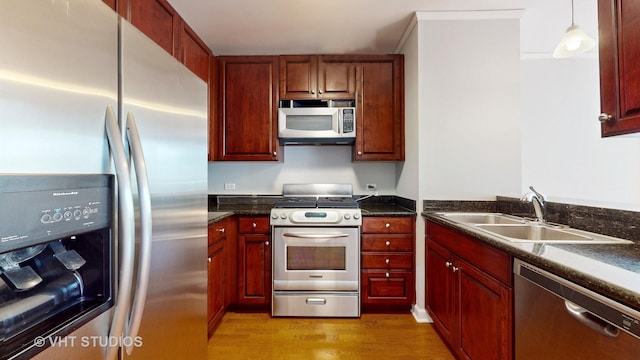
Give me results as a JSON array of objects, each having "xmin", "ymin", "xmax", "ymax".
[
  {"xmin": 397, "ymin": 10, "xmax": 523, "ymax": 322},
  {"xmin": 520, "ymin": 0, "xmax": 640, "ymax": 210},
  {"xmin": 208, "ymin": 145, "xmax": 397, "ymax": 195}
]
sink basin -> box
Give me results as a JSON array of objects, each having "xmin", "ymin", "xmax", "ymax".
[
  {"xmin": 475, "ymin": 224, "xmax": 633, "ymax": 244},
  {"xmin": 438, "ymin": 212, "xmax": 526, "ymax": 225}
]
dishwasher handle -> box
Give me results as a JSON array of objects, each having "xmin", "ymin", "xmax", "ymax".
[{"xmin": 565, "ymin": 300, "xmax": 620, "ymax": 338}]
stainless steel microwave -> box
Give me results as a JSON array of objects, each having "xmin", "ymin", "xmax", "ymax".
[{"xmin": 278, "ymin": 101, "xmax": 355, "ymax": 144}]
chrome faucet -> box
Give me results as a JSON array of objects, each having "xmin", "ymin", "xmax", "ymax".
[{"xmin": 520, "ymin": 186, "xmax": 546, "ymax": 222}]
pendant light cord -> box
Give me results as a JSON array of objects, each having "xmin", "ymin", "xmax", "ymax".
[{"xmin": 571, "ymin": 0, "xmax": 575, "ymax": 26}]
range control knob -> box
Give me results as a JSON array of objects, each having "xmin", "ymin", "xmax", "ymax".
[
  {"xmin": 271, "ymin": 212, "xmax": 279, "ymax": 219},
  {"xmin": 353, "ymin": 213, "xmax": 361, "ymax": 220},
  {"xmin": 344, "ymin": 213, "xmax": 351, "ymax": 220},
  {"xmin": 280, "ymin": 213, "xmax": 287, "ymax": 219}
]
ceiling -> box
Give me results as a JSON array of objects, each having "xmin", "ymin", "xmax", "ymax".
[{"xmin": 167, "ymin": 0, "xmax": 599, "ymax": 56}]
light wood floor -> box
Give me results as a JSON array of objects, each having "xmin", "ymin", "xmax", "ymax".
[{"xmin": 208, "ymin": 312, "xmax": 455, "ymax": 360}]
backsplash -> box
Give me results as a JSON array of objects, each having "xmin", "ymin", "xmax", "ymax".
[{"xmin": 424, "ymin": 197, "xmax": 640, "ymax": 242}]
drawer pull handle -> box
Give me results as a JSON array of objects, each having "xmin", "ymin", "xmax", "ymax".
[
  {"xmin": 385, "ymin": 223, "xmax": 390, "ymax": 228},
  {"xmin": 385, "ymin": 241, "xmax": 391, "ymax": 247},
  {"xmin": 252, "ymin": 222, "xmax": 257, "ymax": 228},
  {"xmin": 385, "ymin": 272, "xmax": 390, "ymax": 278},
  {"xmin": 306, "ymin": 298, "xmax": 326, "ymax": 305},
  {"xmin": 208, "ymin": 257, "xmax": 211, "ymax": 263},
  {"xmin": 218, "ymin": 228, "xmax": 225, "ymax": 233},
  {"xmin": 385, "ymin": 258, "xmax": 390, "ymax": 264}
]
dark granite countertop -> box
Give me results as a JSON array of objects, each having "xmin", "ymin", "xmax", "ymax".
[
  {"xmin": 423, "ymin": 211, "xmax": 640, "ymax": 312},
  {"xmin": 208, "ymin": 195, "xmax": 417, "ymax": 220}
]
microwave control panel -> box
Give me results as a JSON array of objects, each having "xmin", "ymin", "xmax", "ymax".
[{"xmin": 342, "ymin": 109, "xmax": 355, "ymax": 133}]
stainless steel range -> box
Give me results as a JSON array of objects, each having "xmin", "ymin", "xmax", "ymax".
[{"xmin": 270, "ymin": 184, "xmax": 361, "ymax": 317}]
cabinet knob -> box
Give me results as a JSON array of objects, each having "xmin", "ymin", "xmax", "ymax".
[
  {"xmin": 385, "ymin": 223, "xmax": 390, "ymax": 228},
  {"xmin": 252, "ymin": 222, "xmax": 257, "ymax": 228},
  {"xmin": 452, "ymin": 266, "xmax": 459, "ymax": 272},
  {"xmin": 265, "ymin": 241, "xmax": 270, "ymax": 246},
  {"xmin": 385, "ymin": 241, "xmax": 391, "ymax": 247},
  {"xmin": 445, "ymin": 261, "xmax": 452, "ymax": 268},
  {"xmin": 598, "ymin": 113, "xmax": 613, "ymax": 123},
  {"xmin": 311, "ymin": 90, "xmax": 315, "ymax": 94},
  {"xmin": 218, "ymin": 227, "xmax": 225, "ymax": 233},
  {"xmin": 273, "ymin": 151, "xmax": 277, "ymax": 156},
  {"xmin": 385, "ymin": 272, "xmax": 390, "ymax": 278},
  {"xmin": 318, "ymin": 89, "xmax": 323, "ymax": 94},
  {"xmin": 357, "ymin": 151, "xmax": 362, "ymax": 156},
  {"xmin": 385, "ymin": 258, "xmax": 390, "ymax": 264},
  {"xmin": 208, "ymin": 257, "xmax": 211, "ymax": 263}
]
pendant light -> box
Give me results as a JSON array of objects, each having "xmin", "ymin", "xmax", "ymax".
[{"xmin": 552, "ymin": 0, "xmax": 596, "ymax": 58}]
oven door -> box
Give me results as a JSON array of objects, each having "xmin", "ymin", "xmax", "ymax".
[{"xmin": 273, "ymin": 227, "xmax": 359, "ymax": 291}]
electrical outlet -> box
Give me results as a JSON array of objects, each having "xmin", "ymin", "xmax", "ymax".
[
  {"xmin": 366, "ymin": 183, "xmax": 377, "ymax": 191},
  {"xmin": 224, "ymin": 183, "xmax": 236, "ymax": 190}
]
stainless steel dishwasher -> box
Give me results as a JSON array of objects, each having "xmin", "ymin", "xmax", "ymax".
[{"xmin": 514, "ymin": 259, "xmax": 640, "ymax": 359}]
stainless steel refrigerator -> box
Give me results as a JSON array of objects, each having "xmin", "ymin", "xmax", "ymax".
[{"xmin": 0, "ymin": 1, "xmax": 208, "ymax": 359}]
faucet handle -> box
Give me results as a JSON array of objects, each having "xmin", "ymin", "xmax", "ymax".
[{"xmin": 529, "ymin": 186, "xmax": 546, "ymax": 202}]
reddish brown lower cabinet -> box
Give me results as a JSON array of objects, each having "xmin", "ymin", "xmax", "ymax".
[
  {"xmin": 208, "ymin": 216, "xmax": 236, "ymax": 335},
  {"xmin": 236, "ymin": 216, "xmax": 272, "ymax": 310},
  {"xmin": 361, "ymin": 216, "xmax": 415, "ymax": 312},
  {"xmin": 426, "ymin": 220, "xmax": 513, "ymax": 360}
]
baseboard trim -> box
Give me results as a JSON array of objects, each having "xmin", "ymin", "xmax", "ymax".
[{"xmin": 411, "ymin": 304, "xmax": 433, "ymax": 323}]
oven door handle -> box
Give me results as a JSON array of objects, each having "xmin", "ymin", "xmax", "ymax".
[{"xmin": 282, "ymin": 233, "xmax": 350, "ymax": 239}]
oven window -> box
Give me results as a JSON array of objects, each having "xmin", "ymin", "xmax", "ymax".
[{"xmin": 287, "ymin": 246, "xmax": 346, "ymax": 270}]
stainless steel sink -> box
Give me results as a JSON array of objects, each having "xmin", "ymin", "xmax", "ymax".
[
  {"xmin": 438, "ymin": 212, "xmax": 526, "ymax": 225},
  {"xmin": 475, "ymin": 223, "xmax": 633, "ymax": 244}
]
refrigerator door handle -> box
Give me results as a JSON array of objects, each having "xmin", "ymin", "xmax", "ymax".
[
  {"xmin": 124, "ymin": 112, "xmax": 153, "ymax": 355},
  {"xmin": 104, "ymin": 106, "xmax": 136, "ymax": 360}
]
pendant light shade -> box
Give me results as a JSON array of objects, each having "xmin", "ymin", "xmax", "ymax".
[{"xmin": 552, "ymin": 0, "xmax": 596, "ymax": 58}]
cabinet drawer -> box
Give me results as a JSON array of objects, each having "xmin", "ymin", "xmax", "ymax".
[
  {"xmin": 238, "ymin": 216, "xmax": 270, "ymax": 233},
  {"xmin": 362, "ymin": 253, "xmax": 412, "ymax": 269},
  {"xmin": 362, "ymin": 217, "xmax": 413, "ymax": 234},
  {"xmin": 361, "ymin": 234, "xmax": 413, "ymax": 251},
  {"xmin": 208, "ymin": 224, "xmax": 227, "ymax": 246}
]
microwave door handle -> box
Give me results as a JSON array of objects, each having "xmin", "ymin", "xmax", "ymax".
[
  {"xmin": 123, "ymin": 112, "xmax": 153, "ymax": 356},
  {"xmin": 104, "ymin": 106, "xmax": 136, "ymax": 360}
]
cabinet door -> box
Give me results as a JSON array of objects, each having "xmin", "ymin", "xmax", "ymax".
[
  {"xmin": 237, "ymin": 233, "xmax": 272, "ymax": 306},
  {"xmin": 127, "ymin": 0, "xmax": 180, "ymax": 56},
  {"xmin": 361, "ymin": 270, "xmax": 414, "ymax": 307},
  {"xmin": 354, "ymin": 55, "xmax": 404, "ymax": 161},
  {"xmin": 318, "ymin": 57, "xmax": 357, "ymax": 99},
  {"xmin": 426, "ymin": 240, "xmax": 454, "ymax": 343},
  {"xmin": 178, "ymin": 21, "xmax": 210, "ymax": 82},
  {"xmin": 208, "ymin": 241, "xmax": 224, "ymax": 335},
  {"xmin": 280, "ymin": 55, "xmax": 317, "ymax": 100},
  {"xmin": 218, "ymin": 56, "xmax": 280, "ymax": 161},
  {"xmin": 457, "ymin": 258, "xmax": 512, "ymax": 360},
  {"xmin": 599, "ymin": 0, "xmax": 640, "ymax": 136}
]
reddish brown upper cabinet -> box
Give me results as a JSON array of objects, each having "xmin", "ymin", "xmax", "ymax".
[
  {"xmin": 178, "ymin": 22, "xmax": 211, "ymax": 82},
  {"xmin": 126, "ymin": 0, "xmax": 181, "ymax": 56},
  {"xmin": 279, "ymin": 55, "xmax": 357, "ymax": 100},
  {"xmin": 599, "ymin": 0, "xmax": 640, "ymax": 136},
  {"xmin": 216, "ymin": 56, "xmax": 281, "ymax": 161},
  {"xmin": 426, "ymin": 220, "xmax": 513, "ymax": 360},
  {"xmin": 353, "ymin": 55, "xmax": 404, "ymax": 161}
]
